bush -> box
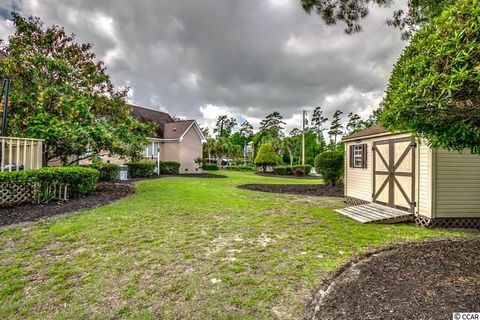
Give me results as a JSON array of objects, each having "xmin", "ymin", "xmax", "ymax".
[
  {"xmin": 125, "ymin": 161, "xmax": 156, "ymax": 178},
  {"xmin": 224, "ymin": 165, "xmax": 256, "ymax": 171},
  {"xmin": 160, "ymin": 161, "xmax": 180, "ymax": 174},
  {"xmin": 293, "ymin": 168, "xmax": 306, "ymax": 177},
  {"xmin": 203, "ymin": 164, "xmax": 219, "ymax": 171},
  {"xmin": 314, "ymin": 151, "xmax": 344, "ymax": 186},
  {"xmin": 83, "ymin": 163, "xmax": 120, "ymax": 182},
  {"xmin": 254, "ymin": 144, "xmax": 281, "ymax": 172},
  {"xmin": 272, "ymin": 166, "xmax": 292, "ymax": 175},
  {"xmin": 292, "ymin": 165, "xmax": 312, "ymax": 175},
  {"xmin": 0, "ymin": 166, "xmax": 99, "ymax": 197}
]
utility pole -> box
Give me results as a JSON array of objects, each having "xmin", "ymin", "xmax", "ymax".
[{"xmin": 302, "ymin": 110, "xmax": 307, "ymax": 166}]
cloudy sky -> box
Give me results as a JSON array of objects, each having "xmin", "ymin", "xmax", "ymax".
[{"xmin": 0, "ymin": 0, "xmax": 407, "ymax": 134}]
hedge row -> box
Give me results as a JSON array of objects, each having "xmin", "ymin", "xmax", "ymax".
[
  {"xmin": 83, "ymin": 163, "xmax": 120, "ymax": 182},
  {"xmin": 203, "ymin": 164, "xmax": 219, "ymax": 171},
  {"xmin": 224, "ymin": 165, "xmax": 256, "ymax": 171},
  {"xmin": 272, "ymin": 165, "xmax": 312, "ymax": 176},
  {"xmin": 0, "ymin": 166, "xmax": 99, "ymax": 197},
  {"xmin": 126, "ymin": 160, "xmax": 181, "ymax": 177}
]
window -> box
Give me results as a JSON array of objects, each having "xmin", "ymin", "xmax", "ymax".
[{"xmin": 349, "ymin": 144, "xmax": 367, "ymax": 168}]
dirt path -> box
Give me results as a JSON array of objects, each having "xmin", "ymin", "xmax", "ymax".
[{"xmin": 304, "ymin": 238, "xmax": 480, "ymax": 320}]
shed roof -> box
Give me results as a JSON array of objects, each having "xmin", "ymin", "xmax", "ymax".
[{"xmin": 342, "ymin": 124, "xmax": 390, "ymax": 141}]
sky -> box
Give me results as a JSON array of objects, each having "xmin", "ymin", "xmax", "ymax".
[{"xmin": 0, "ymin": 0, "xmax": 407, "ymax": 135}]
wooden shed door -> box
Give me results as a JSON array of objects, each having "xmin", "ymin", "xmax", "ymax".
[{"xmin": 373, "ymin": 137, "xmax": 416, "ymax": 212}]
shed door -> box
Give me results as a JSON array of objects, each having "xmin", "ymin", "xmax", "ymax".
[{"xmin": 373, "ymin": 137, "xmax": 416, "ymax": 212}]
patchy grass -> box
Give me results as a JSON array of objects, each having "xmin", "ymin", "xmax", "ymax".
[{"xmin": 0, "ymin": 171, "xmax": 472, "ymax": 319}]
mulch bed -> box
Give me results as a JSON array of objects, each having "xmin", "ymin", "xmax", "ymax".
[
  {"xmin": 238, "ymin": 184, "xmax": 343, "ymax": 197},
  {"xmin": 304, "ymin": 238, "xmax": 480, "ymax": 320},
  {"xmin": 0, "ymin": 182, "xmax": 134, "ymax": 227},
  {"xmin": 255, "ymin": 172, "xmax": 322, "ymax": 179}
]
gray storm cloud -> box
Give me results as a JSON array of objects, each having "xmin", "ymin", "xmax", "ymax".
[{"xmin": 0, "ymin": 0, "xmax": 407, "ymax": 133}]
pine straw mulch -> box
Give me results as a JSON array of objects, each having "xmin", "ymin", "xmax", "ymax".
[
  {"xmin": 238, "ymin": 184, "xmax": 343, "ymax": 197},
  {"xmin": 304, "ymin": 238, "xmax": 480, "ymax": 320}
]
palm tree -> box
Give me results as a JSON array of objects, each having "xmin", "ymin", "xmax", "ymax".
[
  {"xmin": 205, "ymin": 138, "xmax": 216, "ymax": 159},
  {"xmin": 282, "ymin": 137, "xmax": 297, "ymax": 166}
]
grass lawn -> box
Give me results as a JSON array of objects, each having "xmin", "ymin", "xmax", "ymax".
[{"xmin": 0, "ymin": 171, "xmax": 472, "ymax": 319}]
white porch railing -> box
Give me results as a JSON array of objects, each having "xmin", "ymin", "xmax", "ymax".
[{"xmin": 0, "ymin": 137, "xmax": 43, "ymax": 172}]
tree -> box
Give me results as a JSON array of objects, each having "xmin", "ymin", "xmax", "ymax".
[
  {"xmin": 201, "ymin": 126, "xmax": 211, "ymax": 139},
  {"xmin": 254, "ymin": 143, "xmax": 280, "ymax": 172},
  {"xmin": 213, "ymin": 136, "xmax": 234, "ymax": 165},
  {"xmin": 290, "ymin": 128, "xmax": 301, "ymax": 136},
  {"xmin": 0, "ymin": 14, "xmax": 152, "ymax": 164},
  {"xmin": 239, "ymin": 120, "xmax": 254, "ymax": 138},
  {"xmin": 346, "ymin": 112, "xmax": 363, "ymax": 134},
  {"xmin": 300, "ymin": 0, "xmax": 454, "ymax": 39},
  {"xmin": 204, "ymin": 138, "xmax": 216, "ymax": 159},
  {"xmin": 282, "ymin": 137, "xmax": 297, "ymax": 166},
  {"xmin": 213, "ymin": 115, "xmax": 237, "ymax": 138},
  {"xmin": 314, "ymin": 150, "xmax": 344, "ymax": 186},
  {"xmin": 311, "ymin": 106, "xmax": 328, "ymax": 139},
  {"xmin": 381, "ymin": 0, "xmax": 480, "ymax": 153},
  {"xmin": 259, "ymin": 112, "xmax": 286, "ymax": 137},
  {"xmin": 328, "ymin": 110, "xmax": 344, "ymax": 144}
]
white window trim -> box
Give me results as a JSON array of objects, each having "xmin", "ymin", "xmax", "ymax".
[{"xmin": 353, "ymin": 145, "xmax": 364, "ymax": 168}]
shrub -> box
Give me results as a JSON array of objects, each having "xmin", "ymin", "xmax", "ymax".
[
  {"xmin": 0, "ymin": 166, "xmax": 99, "ymax": 198},
  {"xmin": 83, "ymin": 163, "xmax": 120, "ymax": 182},
  {"xmin": 272, "ymin": 166, "xmax": 292, "ymax": 175},
  {"xmin": 203, "ymin": 164, "xmax": 219, "ymax": 171},
  {"xmin": 254, "ymin": 144, "xmax": 281, "ymax": 172},
  {"xmin": 125, "ymin": 161, "xmax": 156, "ymax": 178},
  {"xmin": 160, "ymin": 161, "xmax": 180, "ymax": 174},
  {"xmin": 314, "ymin": 151, "xmax": 344, "ymax": 186},
  {"xmin": 292, "ymin": 165, "xmax": 312, "ymax": 175},
  {"xmin": 224, "ymin": 165, "xmax": 256, "ymax": 171},
  {"xmin": 293, "ymin": 168, "xmax": 306, "ymax": 177}
]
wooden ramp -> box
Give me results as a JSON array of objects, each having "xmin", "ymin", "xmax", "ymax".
[{"xmin": 336, "ymin": 203, "xmax": 414, "ymax": 224}]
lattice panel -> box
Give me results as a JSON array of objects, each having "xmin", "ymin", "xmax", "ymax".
[
  {"xmin": 0, "ymin": 182, "xmax": 37, "ymax": 206},
  {"xmin": 0, "ymin": 182, "xmax": 69, "ymax": 207},
  {"xmin": 415, "ymin": 215, "xmax": 480, "ymax": 229},
  {"xmin": 344, "ymin": 196, "xmax": 370, "ymax": 206}
]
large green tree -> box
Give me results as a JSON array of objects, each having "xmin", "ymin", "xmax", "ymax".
[
  {"xmin": 328, "ymin": 110, "xmax": 343, "ymax": 144},
  {"xmin": 300, "ymin": 0, "xmax": 454, "ymax": 39},
  {"xmin": 0, "ymin": 14, "xmax": 152, "ymax": 164},
  {"xmin": 213, "ymin": 115, "xmax": 237, "ymax": 138},
  {"xmin": 381, "ymin": 0, "xmax": 480, "ymax": 153}
]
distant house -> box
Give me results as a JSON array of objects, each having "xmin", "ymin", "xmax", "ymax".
[
  {"xmin": 339, "ymin": 125, "xmax": 480, "ymax": 227},
  {"xmin": 97, "ymin": 105, "xmax": 206, "ymax": 174}
]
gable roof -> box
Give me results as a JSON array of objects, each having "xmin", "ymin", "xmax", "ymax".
[
  {"xmin": 163, "ymin": 120, "xmax": 194, "ymax": 139},
  {"xmin": 129, "ymin": 104, "xmax": 173, "ymax": 138},
  {"xmin": 129, "ymin": 104, "xmax": 205, "ymax": 142},
  {"xmin": 342, "ymin": 124, "xmax": 390, "ymax": 141}
]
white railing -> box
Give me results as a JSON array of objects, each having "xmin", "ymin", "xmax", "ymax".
[{"xmin": 0, "ymin": 137, "xmax": 43, "ymax": 172}]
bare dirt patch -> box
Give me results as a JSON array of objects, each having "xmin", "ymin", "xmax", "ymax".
[
  {"xmin": 0, "ymin": 182, "xmax": 134, "ymax": 227},
  {"xmin": 304, "ymin": 238, "xmax": 480, "ymax": 320},
  {"xmin": 238, "ymin": 184, "xmax": 343, "ymax": 197}
]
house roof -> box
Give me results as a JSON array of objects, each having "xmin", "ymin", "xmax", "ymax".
[
  {"xmin": 163, "ymin": 120, "xmax": 195, "ymax": 139},
  {"xmin": 342, "ymin": 124, "xmax": 390, "ymax": 141},
  {"xmin": 129, "ymin": 104, "xmax": 174, "ymax": 138},
  {"xmin": 129, "ymin": 104, "xmax": 204, "ymax": 141}
]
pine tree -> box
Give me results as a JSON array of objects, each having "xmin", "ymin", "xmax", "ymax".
[
  {"xmin": 328, "ymin": 110, "xmax": 344, "ymax": 145},
  {"xmin": 311, "ymin": 106, "xmax": 328, "ymax": 140},
  {"xmin": 259, "ymin": 112, "xmax": 286, "ymax": 137},
  {"xmin": 239, "ymin": 120, "xmax": 254, "ymax": 138}
]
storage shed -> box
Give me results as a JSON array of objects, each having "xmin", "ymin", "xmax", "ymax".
[{"xmin": 340, "ymin": 125, "xmax": 480, "ymax": 228}]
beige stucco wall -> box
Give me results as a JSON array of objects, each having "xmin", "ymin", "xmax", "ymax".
[
  {"xmin": 178, "ymin": 126, "xmax": 203, "ymax": 174},
  {"xmin": 160, "ymin": 142, "xmax": 180, "ymax": 162},
  {"xmin": 434, "ymin": 149, "xmax": 480, "ymax": 218}
]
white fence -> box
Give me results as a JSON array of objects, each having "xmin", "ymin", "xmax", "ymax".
[{"xmin": 0, "ymin": 137, "xmax": 43, "ymax": 172}]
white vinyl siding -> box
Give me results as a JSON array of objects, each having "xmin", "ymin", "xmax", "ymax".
[
  {"xmin": 416, "ymin": 143, "xmax": 432, "ymax": 217},
  {"xmin": 434, "ymin": 149, "xmax": 480, "ymax": 218}
]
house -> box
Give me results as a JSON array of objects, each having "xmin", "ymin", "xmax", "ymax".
[
  {"xmin": 98, "ymin": 105, "xmax": 206, "ymax": 174},
  {"xmin": 339, "ymin": 125, "xmax": 480, "ymax": 228}
]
